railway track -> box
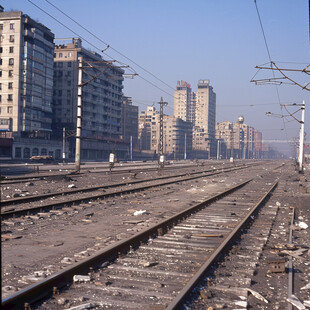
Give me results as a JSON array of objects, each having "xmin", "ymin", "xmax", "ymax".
[
  {"xmin": 2, "ymin": 170, "xmax": 279, "ymax": 309},
  {"xmin": 0, "ymin": 161, "xmax": 217, "ymax": 184},
  {"xmin": 1, "ymin": 163, "xmax": 257, "ymax": 219}
]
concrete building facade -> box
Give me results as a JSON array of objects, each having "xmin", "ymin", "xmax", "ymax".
[
  {"xmin": 174, "ymin": 79, "xmax": 216, "ymax": 159},
  {"xmin": 138, "ymin": 106, "xmax": 192, "ymax": 160},
  {"xmin": 193, "ymin": 80, "xmax": 216, "ymax": 157},
  {"xmin": 53, "ymin": 38, "xmax": 127, "ymax": 160},
  {"xmin": 138, "ymin": 106, "xmax": 160, "ymax": 152},
  {"xmin": 0, "ymin": 10, "xmax": 62, "ymax": 159},
  {"xmin": 216, "ymin": 116, "xmax": 263, "ymax": 159},
  {"xmin": 174, "ymin": 80, "xmax": 192, "ymax": 123},
  {"xmin": 164, "ymin": 115, "xmax": 193, "ymax": 160},
  {"xmin": 121, "ymin": 96, "xmax": 139, "ymax": 158}
]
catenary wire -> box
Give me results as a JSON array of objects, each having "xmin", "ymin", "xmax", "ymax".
[
  {"xmin": 254, "ymin": 0, "xmax": 290, "ymax": 141},
  {"xmin": 27, "ymin": 0, "xmax": 175, "ymax": 102},
  {"xmin": 44, "ymin": 0, "xmax": 176, "ymax": 92}
]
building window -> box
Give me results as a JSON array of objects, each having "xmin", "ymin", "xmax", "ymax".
[
  {"xmin": 59, "ymin": 52, "xmax": 63, "ymax": 58},
  {"xmin": 10, "ymin": 23, "xmax": 14, "ymax": 30},
  {"xmin": 32, "ymin": 148, "xmax": 39, "ymax": 156},
  {"xmin": 15, "ymin": 147, "xmax": 22, "ymax": 158},
  {"xmin": 8, "ymin": 82, "xmax": 13, "ymax": 89},
  {"xmin": 8, "ymin": 94, "xmax": 13, "ymax": 101},
  {"xmin": 0, "ymin": 83, "xmax": 1, "ymax": 90},
  {"xmin": 68, "ymin": 61, "xmax": 72, "ymax": 67},
  {"xmin": 0, "ymin": 47, "xmax": 2, "ymax": 53},
  {"xmin": 8, "ymin": 70, "xmax": 13, "ymax": 77},
  {"xmin": 7, "ymin": 106, "xmax": 12, "ymax": 113},
  {"xmin": 9, "ymin": 46, "xmax": 13, "ymax": 53},
  {"xmin": 9, "ymin": 58, "xmax": 14, "ymax": 65},
  {"xmin": 0, "ymin": 95, "xmax": 1, "ymax": 102},
  {"xmin": 41, "ymin": 148, "xmax": 47, "ymax": 155},
  {"xmin": 0, "ymin": 70, "xmax": 2, "ymax": 77},
  {"xmin": 23, "ymin": 148, "xmax": 30, "ymax": 159},
  {"xmin": 58, "ymin": 62, "xmax": 63, "ymax": 68},
  {"xmin": 0, "ymin": 24, "xmax": 3, "ymax": 30},
  {"xmin": 0, "ymin": 35, "xmax": 3, "ymax": 42},
  {"xmin": 9, "ymin": 35, "xmax": 14, "ymax": 42},
  {"xmin": 0, "ymin": 58, "xmax": 2, "ymax": 65}
]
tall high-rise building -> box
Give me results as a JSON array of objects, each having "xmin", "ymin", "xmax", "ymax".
[
  {"xmin": 0, "ymin": 10, "xmax": 62, "ymax": 159},
  {"xmin": 53, "ymin": 38, "xmax": 126, "ymax": 160},
  {"xmin": 174, "ymin": 80, "xmax": 192, "ymax": 122},
  {"xmin": 193, "ymin": 80, "xmax": 216, "ymax": 156},
  {"xmin": 174, "ymin": 79, "xmax": 216, "ymax": 158},
  {"xmin": 0, "ymin": 11, "xmax": 54, "ymax": 136}
]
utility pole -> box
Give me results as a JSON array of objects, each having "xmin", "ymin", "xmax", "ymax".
[
  {"xmin": 130, "ymin": 135, "xmax": 133, "ymax": 161},
  {"xmin": 298, "ymin": 100, "xmax": 305, "ymax": 173},
  {"xmin": 75, "ymin": 56, "xmax": 83, "ymax": 172},
  {"xmin": 62, "ymin": 127, "xmax": 66, "ymax": 164},
  {"xmin": 184, "ymin": 133, "xmax": 187, "ymax": 160},
  {"xmin": 158, "ymin": 97, "xmax": 168, "ymax": 167}
]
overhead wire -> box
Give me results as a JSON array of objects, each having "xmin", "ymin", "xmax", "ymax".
[
  {"xmin": 254, "ymin": 0, "xmax": 290, "ymax": 143},
  {"xmin": 27, "ymin": 0, "xmax": 175, "ymax": 104},
  {"xmin": 44, "ymin": 0, "xmax": 176, "ymax": 92}
]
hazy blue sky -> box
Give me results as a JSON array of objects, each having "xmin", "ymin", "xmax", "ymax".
[{"xmin": 3, "ymin": 0, "xmax": 309, "ymax": 155}]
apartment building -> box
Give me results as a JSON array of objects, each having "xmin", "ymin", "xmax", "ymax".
[
  {"xmin": 138, "ymin": 106, "xmax": 192, "ymax": 159},
  {"xmin": 216, "ymin": 116, "xmax": 263, "ymax": 159},
  {"xmin": 174, "ymin": 80, "xmax": 193, "ymax": 123},
  {"xmin": 164, "ymin": 115, "xmax": 192, "ymax": 160},
  {"xmin": 138, "ymin": 106, "xmax": 160, "ymax": 151},
  {"xmin": 53, "ymin": 38, "xmax": 126, "ymax": 160},
  {"xmin": 193, "ymin": 80, "xmax": 216, "ymax": 157},
  {"xmin": 0, "ymin": 10, "xmax": 62, "ymax": 159},
  {"xmin": 121, "ymin": 96, "xmax": 139, "ymax": 156}
]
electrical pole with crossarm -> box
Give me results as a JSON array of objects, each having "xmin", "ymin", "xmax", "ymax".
[{"xmin": 158, "ymin": 97, "xmax": 168, "ymax": 168}]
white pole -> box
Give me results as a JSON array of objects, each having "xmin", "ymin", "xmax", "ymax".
[
  {"xmin": 75, "ymin": 56, "xmax": 83, "ymax": 172},
  {"xmin": 217, "ymin": 140, "xmax": 220, "ymax": 160},
  {"xmin": 130, "ymin": 135, "xmax": 133, "ymax": 161},
  {"xmin": 298, "ymin": 100, "xmax": 305, "ymax": 172},
  {"xmin": 62, "ymin": 127, "xmax": 66, "ymax": 164},
  {"xmin": 184, "ymin": 133, "xmax": 187, "ymax": 160}
]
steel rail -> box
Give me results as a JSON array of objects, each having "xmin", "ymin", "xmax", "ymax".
[
  {"xmin": 1, "ymin": 160, "xmax": 264, "ymax": 183},
  {"xmin": 287, "ymin": 206, "xmax": 295, "ymax": 310},
  {"xmin": 1, "ymin": 162, "xmax": 213, "ymax": 182},
  {"xmin": 1, "ymin": 165, "xmax": 250, "ymax": 219},
  {"xmin": 1, "ymin": 179, "xmax": 252, "ymax": 310},
  {"xmin": 166, "ymin": 179, "xmax": 278, "ymax": 310},
  {"xmin": 1, "ymin": 164, "xmax": 246, "ymax": 207}
]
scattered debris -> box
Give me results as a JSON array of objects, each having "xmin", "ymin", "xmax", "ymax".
[
  {"xmin": 287, "ymin": 294, "xmax": 306, "ymax": 310},
  {"xmin": 66, "ymin": 303, "xmax": 96, "ymax": 310},
  {"xmin": 61, "ymin": 257, "xmax": 75, "ymax": 264},
  {"xmin": 139, "ymin": 260, "xmax": 158, "ymax": 267},
  {"xmin": 133, "ymin": 210, "xmax": 147, "ymax": 216},
  {"xmin": 267, "ymin": 258, "xmax": 286, "ymax": 273},
  {"xmin": 301, "ymin": 283, "xmax": 310, "ymax": 290},
  {"xmin": 2, "ymin": 285, "xmax": 17, "ymax": 293},
  {"xmin": 73, "ymin": 275, "xmax": 91, "ymax": 283},
  {"xmin": 68, "ymin": 184, "xmax": 77, "ymax": 188},
  {"xmin": 297, "ymin": 222, "xmax": 308, "ymax": 229},
  {"xmin": 248, "ymin": 288, "xmax": 268, "ymax": 303},
  {"xmin": 2, "ymin": 234, "xmax": 22, "ymax": 241}
]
